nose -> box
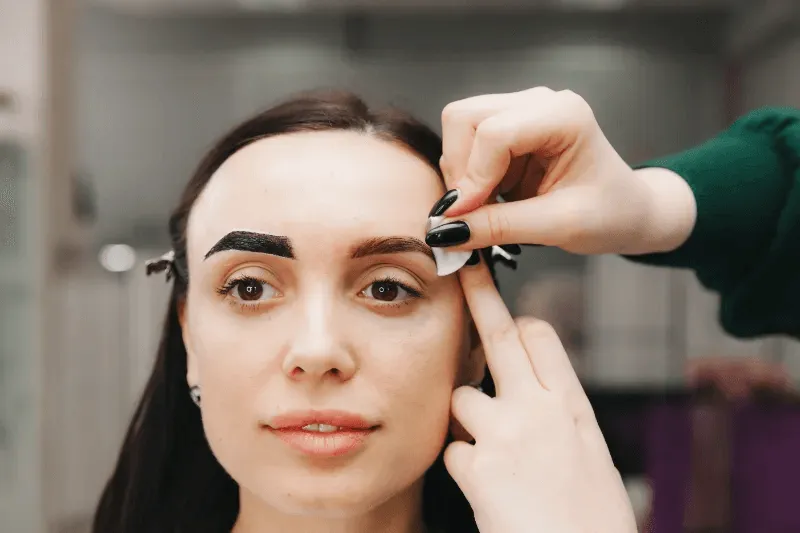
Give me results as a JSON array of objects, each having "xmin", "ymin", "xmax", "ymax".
[{"xmin": 281, "ymin": 294, "xmax": 356, "ymax": 383}]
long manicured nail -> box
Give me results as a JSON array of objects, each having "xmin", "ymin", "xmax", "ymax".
[
  {"xmin": 466, "ymin": 250, "xmax": 481, "ymax": 266},
  {"xmin": 428, "ymin": 189, "xmax": 460, "ymax": 217},
  {"xmin": 426, "ymin": 221, "xmax": 470, "ymax": 248},
  {"xmin": 495, "ymin": 256, "xmax": 518, "ymax": 270},
  {"xmin": 500, "ymin": 244, "xmax": 522, "ymax": 255},
  {"xmin": 490, "ymin": 245, "xmax": 519, "ymax": 271}
]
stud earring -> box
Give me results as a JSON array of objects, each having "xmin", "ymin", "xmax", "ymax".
[{"xmin": 189, "ymin": 385, "xmax": 201, "ymax": 407}]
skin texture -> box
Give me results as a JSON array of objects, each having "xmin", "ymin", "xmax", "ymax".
[{"xmin": 179, "ymin": 130, "xmax": 485, "ymax": 533}]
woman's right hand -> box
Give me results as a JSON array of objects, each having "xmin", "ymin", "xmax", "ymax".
[{"xmin": 428, "ymin": 87, "xmax": 697, "ymax": 255}]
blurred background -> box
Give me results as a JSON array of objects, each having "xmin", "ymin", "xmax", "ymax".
[{"xmin": 3, "ymin": 0, "xmax": 800, "ymax": 531}]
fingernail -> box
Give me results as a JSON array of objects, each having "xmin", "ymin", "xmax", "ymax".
[
  {"xmin": 466, "ymin": 250, "xmax": 481, "ymax": 266},
  {"xmin": 425, "ymin": 221, "xmax": 470, "ymax": 248},
  {"xmin": 495, "ymin": 256, "xmax": 518, "ymax": 271},
  {"xmin": 500, "ymin": 243, "xmax": 522, "ymax": 255},
  {"xmin": 490, "ymin": 246, "xmax": 518, "ymax": 270},
  {"xmin": 428, "ymin": 189, "xmax": 460, "ymax": 217}
]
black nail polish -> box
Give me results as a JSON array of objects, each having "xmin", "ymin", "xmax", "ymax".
[
  {"xmin": 500, "ymin": 244, "xmax": 522, "ymax": 255},
  {"xmin": 466, "ymin": 250, "xmax": 481, "ymax": 266},
  {"xmin": 428, "ymin": 189, "xmax": 460, "ymax": 217},
  {"xmin": 425, "ymin": 221, "xmax": 471, "ymax": 248}
]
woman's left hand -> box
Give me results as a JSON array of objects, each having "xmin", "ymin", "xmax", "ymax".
[{"xmin": 444, "ymin": 258, "xmax": 637, "ymax": 533}]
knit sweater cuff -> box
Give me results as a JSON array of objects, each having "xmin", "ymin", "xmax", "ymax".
[{"xmin": 625, "ymin": 129, "xmax": 788, "ymax": 274}]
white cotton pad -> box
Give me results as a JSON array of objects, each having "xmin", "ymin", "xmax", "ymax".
[{"xmin": 427, "ymin": 215, "xmax": 473, "ymax": 277}]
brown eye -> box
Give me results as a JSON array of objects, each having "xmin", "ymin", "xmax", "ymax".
[
  {"xmin": 225, "ymin": 277, "xmax": 277, "ymax": 303},
  {"xmin": 362, "ymin": 279, "xmax": 420, "ymax": 304},
  {"xmin": 371, "ymin": 281, "xmax": 399, "ymax": 302},
  {"xmin": 236, "ymin": 279, "xmax": 264, "ymax": 301}
]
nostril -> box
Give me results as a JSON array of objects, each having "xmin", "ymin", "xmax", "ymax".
[
  {"xmin": 290, "ymin": 367, "xmax": 305, "ymax": 378},
  {"xmin": 329, "ymin": 368, "xmax": 340, "ymax": 377}
]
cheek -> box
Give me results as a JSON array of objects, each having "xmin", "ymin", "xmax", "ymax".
[
  {"xmin": 186, "ymin": 292, "xmax": 282, "ymax": 374},
  {"xmin": 361, "ymin": 297, "xmax": 469, "ymax": 422},
  {"xmin": 184, "ymin": 300, "xmax": 279, "ymax": 439}
]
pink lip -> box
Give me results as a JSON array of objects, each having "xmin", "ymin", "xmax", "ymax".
[
  {"xmin": 266, "ymin": 410, "xmax": 379, "ymax": 458},
  {"xmin": 268, "ymin": 410, "xmax": 377, "ymax": 430}
]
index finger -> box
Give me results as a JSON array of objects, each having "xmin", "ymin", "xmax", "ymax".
[
  {"xmin": 441, "ymin": 91, "xmax": 536, "ymax": 212},
  {"xmin": 440, "ymin": 88, "xmax": 555, "ymax": 215},
  {"xmin": 458, "ymin": 256, "xmax": 539, "ymax": 397},
  {"xmin": 441, "ymin": 93, "xmax": 513, "ymax": 186}
]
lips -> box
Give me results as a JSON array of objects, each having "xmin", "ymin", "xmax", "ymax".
[
  {"xmin": 265, "ymin": 410, "xmax": 380, "ymax": 457},
  {"xmin": 267, "ymin": 410, "xmax": 378, "ymax": 431}
]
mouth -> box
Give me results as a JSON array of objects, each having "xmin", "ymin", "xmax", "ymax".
[
  {"xmin": 265, "ymin": 410, "xmax": 380, "ymax": 457},
  {"xmin": 296, "ymin": 423, "xmax": 365, "ymax": 433}
]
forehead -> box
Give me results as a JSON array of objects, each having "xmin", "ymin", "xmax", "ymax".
[{"xmin": 188, "ymin": 130, "xmax": 444, "ymax": 246}]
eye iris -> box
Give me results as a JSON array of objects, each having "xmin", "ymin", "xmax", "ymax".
[
  {"xmin": 373, "ymin": 282, "xmax": 399, "ymax": 302},
  {"xmin": 237, "ymin": 279, "xmax": 263, "ymax": 301}
]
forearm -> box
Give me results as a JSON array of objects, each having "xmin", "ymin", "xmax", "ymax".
[
  {"xmin": 634, "ymin": 167, "xmax": 696, "ymax": 255},
  {"xmin": 623, "ymin": 107, "xmax": 800, "ymax": 338}
]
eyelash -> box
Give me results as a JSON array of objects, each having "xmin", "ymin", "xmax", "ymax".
[
  {"xmin": 216, "ymin": 275, "xmax": 272, "ymax": 311},
  {"xmin": 215, "ymin": 274, "xmax": 423, "ymax": 311},
  {"xmin": 216, "ymin": 275, "xmax": 262, "ymax": 295},
  {"xmin": 366, "ymin": 276, "xmax": 423, "ymax": 308}
]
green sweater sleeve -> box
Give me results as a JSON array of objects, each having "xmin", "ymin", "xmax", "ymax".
[{"xmin": 626, "ymin": 107, "xmax": 800, "ymax": 339}]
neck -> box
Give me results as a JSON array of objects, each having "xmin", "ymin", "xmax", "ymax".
[{"xmin": 231, "ymin": 479, "xmax": 428, "ymax": 533}]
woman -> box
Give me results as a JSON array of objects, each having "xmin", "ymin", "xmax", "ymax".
[
  {"xmin": 93, "ymin": 92, "xmax": 635, "ymax": 533},
  {"xmin": 425, "ymin": 88, "xmax": 800, "ymax": 341}
]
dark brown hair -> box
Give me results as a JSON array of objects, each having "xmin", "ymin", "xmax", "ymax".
[{"xmin": 92, "ymin": 91, "xmax": 496, "ymax": 533}]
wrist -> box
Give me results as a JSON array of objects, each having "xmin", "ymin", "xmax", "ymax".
[{"xmin": 634, "ymin": 167, "xmax": 697, "ymax": 254}]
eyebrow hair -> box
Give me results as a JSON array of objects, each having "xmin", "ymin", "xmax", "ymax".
[
  {"xmin": 351, "ymin": 237, "xmax": 434, "ymax": 261},
  {"xmin": 204, "ymin": 230, "xmax": 294, "ymax": 260}
]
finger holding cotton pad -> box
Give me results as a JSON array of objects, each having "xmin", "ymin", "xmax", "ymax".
[
  {"xmin": 427, "ymin": 214, "xmax": 474, "ymax": 276},
  {"xmin": 426, "ymin": 214, "xmax": 522, "ymax": 277}
]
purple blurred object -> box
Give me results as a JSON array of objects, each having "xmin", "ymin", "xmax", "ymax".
[
  {"xmin": 645, "ymin": 403, "xmax": 693, "ymax": 533},
  {"xmin": 731, "ymin": 403, "xmax": 800, "ymax": 533}
]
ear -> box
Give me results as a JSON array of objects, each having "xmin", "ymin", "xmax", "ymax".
[{"xmin": 178, "ymin": 297, "xmax": 200, "ymax": 387}]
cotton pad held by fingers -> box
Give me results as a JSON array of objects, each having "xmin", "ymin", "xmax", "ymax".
[{"xmin": 427, "ymin": 215, "xmax": 473, "ymax": 276}]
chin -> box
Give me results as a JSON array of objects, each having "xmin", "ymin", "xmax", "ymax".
[
  {"xmin": 237, "ymin": 456, "xmax": 432, "ymax": 520},
  {"xmin": 263, "ymin": 476, "xmax": 403, "ymax": 518}
]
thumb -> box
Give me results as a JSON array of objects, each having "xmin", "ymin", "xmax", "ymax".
[{"xmin": 433, "ymin": 193, "xmax": 585, "ymax": 251}]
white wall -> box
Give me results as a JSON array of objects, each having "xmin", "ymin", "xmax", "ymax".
[
  {"xmin": 741, "ymin": 34, "xmax": 800, "ymax": 111},
  {"xmin": 0, "ymin": 0, "xmax": 48, "ymax": 531},
  {"xmin": 44, "ymin": 255, "xmax": 170, "ymax": 530}
]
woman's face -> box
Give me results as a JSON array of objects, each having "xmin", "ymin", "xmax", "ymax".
[{"xmin": 181, "ymin": 130, "xmax": 483, "ymax": 516}]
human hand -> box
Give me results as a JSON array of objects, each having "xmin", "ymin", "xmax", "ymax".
[
  {"xmin": 426, "ymin": 87, "xmax": 696, "ymax": 255},
  {"xmin": 444, "ymin": 257, "xmax": 637, "ymax": 533}
]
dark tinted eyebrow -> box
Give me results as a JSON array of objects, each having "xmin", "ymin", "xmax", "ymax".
[
  {"xmin": 351, "ymin": 237, "xmax": 434, "ymax": 261},
  {"xmin": 204, "ymin": 230, "xmax": 294, "ymax": 260}
]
